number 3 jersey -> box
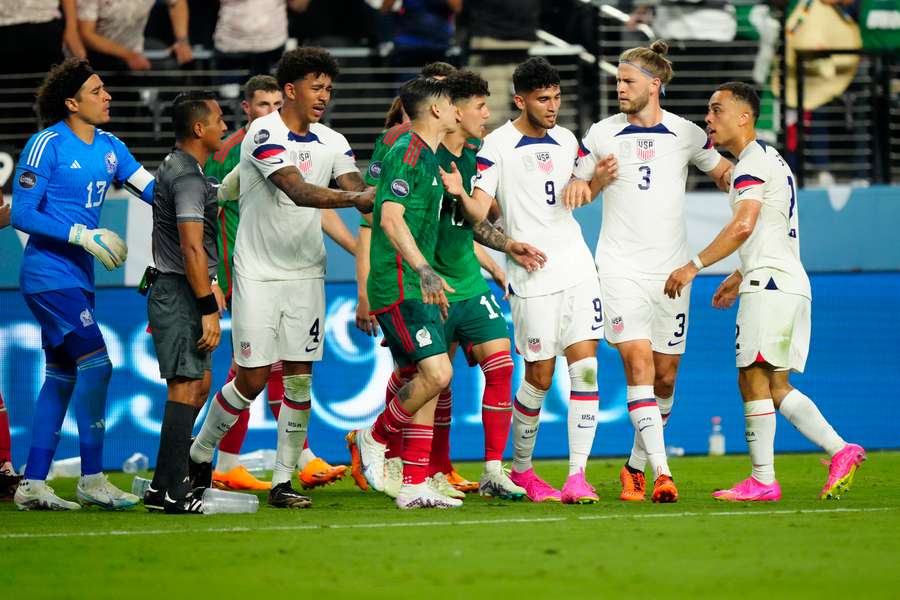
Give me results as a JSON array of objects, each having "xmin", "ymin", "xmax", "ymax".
[
  {"xmin": 475, "ymin": 121, "xmax": 595, "ymax": 298},
  {"xmin": 574, "ymin": 111, "xmax": 720, "ymax": 280},
  {"xmin": 729, "ymin": 140, "xmax": 810, "ymax": 299}
]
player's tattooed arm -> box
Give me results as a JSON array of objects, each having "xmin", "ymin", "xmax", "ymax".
[
  {"xmin": 269, "ymin": 166, "xmax": 374, "ymax": 212},
  {"xmin": 335, "ymin": 171, "xmax": 369, "ymax": 193},
  {"xmin": 472, "ymin": 220, "xmax": 547, "ymax": 273}
]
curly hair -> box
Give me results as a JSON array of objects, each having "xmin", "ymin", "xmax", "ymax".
[
  {"xmin": 35, "ymin": 58, "xmax": 95, "ymax": 125},
  {"xmin": 512, "ymin": 57, "xmax": 560, "ymax": 95},
  {"xmin": 276, "ymin": 47, "xmax": 339, "ymax": 89},
  {"xmin": 619, "ymin": 40, "xmax": 674, "ymax": 86},
  {"xmin": 447, "ymin": 70, "xmax": 490, "ymax": 103}
]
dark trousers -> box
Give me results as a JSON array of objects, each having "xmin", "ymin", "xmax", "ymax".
[{"xmin": 0, "ymin": 19, "xmax": 64, "ymax": 74}]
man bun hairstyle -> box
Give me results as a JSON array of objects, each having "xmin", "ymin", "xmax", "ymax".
[
  {"xmin": 36, "ymin": 58, "xmax": 96, "ymax": 125},
  {"xmin": 447, "ymin": 70, "xmax": 490, "ymax": 103},
  {"xmin": 171, "ymin": 90, "xmax": 217, "ymax": 141},
  {"xmin": 244, "ymin": 74, "xmax": 280, "ymax": 101},
  {"xmin": 399, "ymin": 76, "xmax": 450, "ymax": 121},
  {"xmin": 276, "ymin": 47, "xmax": 339, "ymax": 89},
  {"xmin": 512, "ymin": 57, "xmax": 561, "ymax": 95},
  {"xmin": 716, "ymin": 81, "xmax": 761, "ymax": 123},
  {"xmin": 619, "ymin": 40, "xmax": 675, "ymax": 86}
]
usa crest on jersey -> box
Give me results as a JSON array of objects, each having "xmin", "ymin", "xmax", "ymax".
[
  {"xmin": 535, "ymin": 151, "xmax": 553, "ymax": 173},
  {"xmin": 298, "ymin": 150, "xmax": 312, "ymax": 175},
  {"xmin": 635, "ymin": 139, "xmax": 655, "ymax": 161}
]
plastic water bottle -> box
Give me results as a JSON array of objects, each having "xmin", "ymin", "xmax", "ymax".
[
  {"xmin": 122, "ymin": 452, "xmax": 149, "ymax": 474},
  {"xmin": 201, "ymin": 488, "xmax": 259, "ymax": 514},
  {"xmin": 666, "ymin": 445, "xmax": 686, "ymax": 457},
  {"xmin": 708, "ymin": 416, "xmax": 726, "ymax": 456},
  {"xmin": 238, "ymin": 450, "xmax": 267, "ymax": 476},
  {"xmin": 49, "ymin": 457, "xmax": 81, "ymax": 479},
  {"xmin": 131, "ymin": 476, "xmax": 152, "ymax": 497}
]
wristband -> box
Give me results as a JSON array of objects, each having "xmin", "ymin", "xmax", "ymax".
[
  {"xmin": 691, "ymin": 255, "xmax": 704, "ymax": 270},
  {"xmin": 197, "ymin": 294, "xmax": 218, "ymax": 315}
]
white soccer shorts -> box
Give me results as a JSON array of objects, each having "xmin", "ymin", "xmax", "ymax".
[
  {"xmin": 600, "ymin": 277, "xmax": 691, "ymax": 355},
  {"xmin": 735, "ymin": 289, "xmax": 811, "ymax": 373},
  {"xmin": 510, "ymin": 275, "xmax": 603, "ymax": 362},
  {"xmin": 231, "ymin": 274, "xmax": 326, "ymax": 368}
]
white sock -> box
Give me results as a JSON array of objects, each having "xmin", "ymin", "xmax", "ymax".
[
  {"xmin": 272, "ymin": 374, "xmax": 311, "ymax": 486},
  {"xmin": 627, "ymin": 394, "xmax": 674, "ymax": 471},
  {"xmin": 484, "ymin": 459, "xmax": 502, "ymax": 475},
  {"xmin": 779, "ymin": 389, "xmax": 845, "ymax": 456},
  {"xmin": 298, "ymin": 447, "xmax": 316, "ymax": 470},
  {"xmin": 627, "ymin": 385, "xmax": 670, "ymax": 477},
  {"xmin": 190, "ymin": 381, "xmax": 254, "ymax": 463},
  {"xmin": 511, "ymin": 380, "xmax": 547, "ymax": 473},
  {"xmin": 745, "ymin": 399, "xmax": 776, "ymax": 484},
  {"xmin": 216, "ymin": 450, "xmax": 240, "ymax": 473},
  {"xmin": 567, "ymin": 357, "xmax": 598, "ymax": 476}
]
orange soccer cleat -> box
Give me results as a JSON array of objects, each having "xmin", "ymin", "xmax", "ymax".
[
  {"xmin": 445, "ymin": 468, "xmax": 479, "ymax": 494},
  {"xmin": 651, "ymin": 474, "xmax": 679, "ymax": 503},
  {"xmin": 212, "ymin": 466, "xmax": 272, "ymax": 491},
  {"xmin": 346, "ymin": 430, "xmax": 369, "ymax": 491},
  {"xmin": 298, "ymin": 457, "xmax": 348, "ymax": 489},
  {"xmin": 619, "ymin": 465, "xmax": 646, "ymax": 501}
]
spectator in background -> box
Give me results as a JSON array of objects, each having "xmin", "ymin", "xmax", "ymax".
[
  {"xmin": 0, "ymin": 0, "xmax": 85, "ymax": 74},
  {"xmin": 383, "ymin": 0, "xmax": 462, "ymax": 69},
  {"xmin": 628, "ymin": 0, "xmax": 737, "ymax": 42},
  {"xmin": 290, "ymin": 0, "xmax": 377, "ymax": 47},
  {"xmin": 214, "ymin": 0, "xmax": 307, "ymax": 76},
  {"xmin": 78, "ymin": 0, "xmax": 192, "ymax": 71}
]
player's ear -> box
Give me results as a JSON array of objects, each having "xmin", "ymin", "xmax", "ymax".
[
  {"xmin": 283, "ymin": 83, "xmax": 296, "ymax": 102},
  {"xmin": 512, "ymin": 94, "xmax": 525, "ymax": 111},
  {"xmin": 241, "ymin": 99, "xmax": 250, "ymax": 118},
  {"xmin": 64, "ymin": 96, "xmax": 79, "ymax": 115}
]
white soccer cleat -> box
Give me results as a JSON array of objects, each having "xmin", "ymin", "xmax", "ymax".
[
  {"xmin": 356, "ymin": 428, "xmax": 387, "ymax": 492},
  {"xmin": 478, "ymin": 469, "xmax": 527, "ymax": 500},
  {"xmin": 395, "ymin": 482, "xmax": 463, "ymax": 509},
  {"xmin": 429, "ymin": 472, "xmax": 466, "ymax": 499},
  {"xmin": 76, "ymin": 473, "xmax": 140, "ymax": 510},
  {"xmin": 14, "ymin": 479, "xmax": 81, "ymax": 511},
  {"xmin": 383, "ymin": 457, "xmax": 403, "ymax": 499}
]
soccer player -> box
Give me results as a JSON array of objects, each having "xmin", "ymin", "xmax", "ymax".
[
  {"xmin": 467, "ymin": 57, "xmax": 603, "ymax": 504},
  {"xmin": 664, "ymin": 82, "xmax": 865, "ymax": 502},
  {"xmin": 205, "ymin": 74, "xmax": 350, "ymax": 492},
  {"xmin": 0, "ymin": 190, "xmax": 20, "ymax": 498},
  {"xmin": 10, "ymin": 59, "xmax": 155, "ymax": 511},
  {"xmin": 346, "ymin": 77, "xmax": 462, "ymax": 509},
  {"xmin": 568, "ymin": 41, "xmax": 732, "ymax": 502},
  {"xmin": 187, "ymin": 47, "xmax": 373, "ymax": 509}
]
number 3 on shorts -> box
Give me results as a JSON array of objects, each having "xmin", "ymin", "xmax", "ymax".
[{"xmin": 480, "ymin": 294, "xmax": 502, "ymax": 319}]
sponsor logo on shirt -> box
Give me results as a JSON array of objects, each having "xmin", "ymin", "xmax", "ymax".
[
  {"xmin": 254, "ymin": 129, "xmax": 270, "ymax": 144},
  {"xmin": 80, "ymin": 309, "xmax": 94, "ymax": 328},
  {"xmin": 390, "ymin": 178, "xmax": 410, "ymax": 198},
  {"xmin": 635, "ymin": 139, "xmax": 655, "ymax": 161},
  {"xmin": 368, "ymin": 160, "xmax": 382, "ymax": 179},
  {"xmin": 18, "ymin": 171, "xmax": 36, "ymax": 189},
  {"xmin": 104, "ymin": 151, "xmax": 117, "ymax": 175},
  {"xmin": 415, "ymin": 327, "xmax": 432, "ymax": 348}
]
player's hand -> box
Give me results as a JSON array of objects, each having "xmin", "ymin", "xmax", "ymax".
[
  {"xmin": 664, "ymin": 261, "xmax": 699, "ymax": 299},
  {"xmin": 489, "ymin": 267, "xmax": 508, "ymax": 300},
  {"xmin": 212, "ymin": 284, "xmax": 227, "ymax": 316},
  {"xmin": 354, "ymin": 187, "xmax": 375, "ymax": 214},
  {"xmin": 506, "ymin": 241, "xmax": 547, "ymax": 274},
  {"xmin": 126, "ymin": 51, "xmax": 152, "ymax": 71},
  {"xmin": 355, "ymin": 296, "xmax": 380, "ymax": 336},
  {"xmin": 418, "ymin": 264, "xmax": 454, "ymax": 319},
  {"xmin": 716, "ymin": 166, "xmax": 734, "ymax": 192},
  {"xmin": 712, "ymin": 271, "xmax": 742, "ymax": 309},
  {"xmin": 169, "ymin": 40, "xmax": 193, "ymax": 65},
  {"xmin": 198, "ymin": 312, "xmax": 221, "ymax": 352},
  {"xmin": 562, "ymin": 178, "xmax": 593, "ymax": 210},
  {"xmin": 438, "ymin": 163, "xmax": 465, "ymax": 197},
  {"xmin": 68, "ymin": 224, "xmax": 128, "ymax": 271},
  {"xmin": 592, "ymin": 154, "xmax": 618, "ymax": 190}
]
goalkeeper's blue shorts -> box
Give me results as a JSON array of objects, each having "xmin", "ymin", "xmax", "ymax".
[{"xmin": 23, "ymin": 287, "xmax": 102, "ymax": 350}]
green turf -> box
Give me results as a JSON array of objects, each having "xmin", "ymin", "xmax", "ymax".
[{"xmin": 2, "ymin": 452, "xmax": 898, "ymax": 599}]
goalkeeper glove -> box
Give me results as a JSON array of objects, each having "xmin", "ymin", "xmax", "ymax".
[{"xmin": 68, "ymin": 224, "xmax": 128, "ymax": 271}]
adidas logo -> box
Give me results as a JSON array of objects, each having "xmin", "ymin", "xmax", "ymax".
[{"xmin": 70, "ymin": 160, "xmax": 81, "ymax": 169}]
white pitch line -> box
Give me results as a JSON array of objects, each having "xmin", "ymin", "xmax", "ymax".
[{"xmin": 0, "ymin": 507, "xmax": 893, "ymax": 541}]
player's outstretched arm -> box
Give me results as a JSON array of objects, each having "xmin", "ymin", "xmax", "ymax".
[
  {"xmin": 335, "ymin": 171, "xmax": 369, "ymax": 193},
  {"xmin": 706, "ymin": 156, "xmax": 734, "ymax": 192},
  {"xmin": 438, "ymin": 163, "xmax": 492, "ymax": 223},
  {"xmin": 664, "ymin": 199, "xmax": 762, "ymax": 299},
  {"xmin": 381, "ymin": 201, "xmax": 454, "ymax": 316},
  {"xmin": 471, "ymin": 220, "xmax": 547, "ymax": 273},
  {"xmin": 321, "ymin": 209, "xmax": 357, "ymax": 256},
  {"xmin": 269, "ymin": 166, "xmax": 374, "ymax": 212},
  {"xmin": 354, "ymin": 224, "xmax": 379, "ymax": 336}
]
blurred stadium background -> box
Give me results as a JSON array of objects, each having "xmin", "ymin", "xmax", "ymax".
[{"xmin": 0, "ymin": 0, "xmax": 898, "ymax": 472}]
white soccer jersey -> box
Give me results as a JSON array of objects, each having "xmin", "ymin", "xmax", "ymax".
[
  {"xmin": 729, "ymin": 139, "xmax": 811, "ymax": 299},
  {"xmin": 475, "ymin": 121, "xmax": 596, "ymax": 297},
  {"xmin": 574, "ymin": 111, "xmax": 721, "ymax": 279},
  {"xmin": 236, "ymin": 112, "xmax": 358, "ymax": 282}
]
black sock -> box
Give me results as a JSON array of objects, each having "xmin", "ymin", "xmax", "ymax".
[{"xmin": 151, "ymin": 401, "xmax": 196, "ymax": 498}]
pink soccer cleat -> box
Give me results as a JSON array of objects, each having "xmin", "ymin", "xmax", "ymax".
[
  {"xmin": 509, "ymin": 468, "xmax": 562, "ymax": 503},
  {"xmin": 561, "ymin": 469, "xmax": 599, "ymax": 504},
  {"xmin": 712, "ymin": 476, "xmax": 781, "ymax": 502},
  {"xmin": 820, "ymin": 443, "xmax": 866, "ymax": 500}
]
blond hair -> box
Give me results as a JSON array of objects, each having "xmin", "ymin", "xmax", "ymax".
[{"xmin": 619, "ymin": 40, "xmax": 674, "ymax": 86}]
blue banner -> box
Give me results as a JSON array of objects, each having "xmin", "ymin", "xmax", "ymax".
[{"xmin": 1, "ymin": 274, "xmax": 897, "ymax": 472}]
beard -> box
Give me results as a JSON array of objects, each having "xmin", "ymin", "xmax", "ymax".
[{"xmin": 619, "ymin": 91, "xmax": 650, "ymax": 115}]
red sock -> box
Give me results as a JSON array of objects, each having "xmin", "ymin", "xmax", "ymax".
[
  {"xmin": 0, "ymin": 391, "xmax": 11, "ymax": 464},
  {"xmin": 218, "ymin": 409, "xmax": 249, "ymax": 455},
  {"xmin": 480, "ymin": 352, "xmax": 514, "ymax": 462},
  {"xmin": 372, "ymin": 397, "xmax": 413, "ymax": 445},
  {"xmin": 429, "ymin": 389, "xmax": 452, "ymax": 476},
  {"xmin": 267, "ymin": 362, "xmax": 284, "ymax": 419},
  {"xmin": 384, "ymin": 368, "xmax": 413, "ymax": 459},
  {"xmin": 401, "ymin": 424, "xmax": 433, "ymax": 485}
]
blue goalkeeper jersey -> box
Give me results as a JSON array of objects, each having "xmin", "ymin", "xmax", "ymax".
[{"xmin": 11, "ymin": 121, "xmax": 154, "ymax": 294}]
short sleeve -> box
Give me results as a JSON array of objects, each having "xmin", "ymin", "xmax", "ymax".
[
  {"xmin": 573, "ymin": 124, "xmax": 600, "ymax": 181},
  {"xmin": 687, "ymin": 121, "xmax": 721, "ymax": 173},
  {"xmin": 77, "ymin": 0, "xmax": 99, "ymax": 21},
  {"xmin": 378, "ymin": 152, "xmax": 417, "ymax": 208},
  {"xmin": 245, "ymin": 125, "xmax": 289, "ymax": 180},
  {"xmin": 365, "ymin": 133, "xmax": 388, "ymax": 186},
  {"xmin": 173, "ymin": 174, "xmax": 208, "ymax": 222},
  {"xmin": 473, "ymin": 136, "xmax": 500, "ymax": 198},
  {"xmin": 331, "ymin": 132, "xmax": 359, "ymax": 180},
  {"xmin": 732, "ymin": 153, "xmax": 769, "ymax": 205}
]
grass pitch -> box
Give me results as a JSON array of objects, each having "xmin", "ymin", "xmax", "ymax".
[{"xmin": 2, "ymin": 452, "xmax": 898, "ymax": 599}]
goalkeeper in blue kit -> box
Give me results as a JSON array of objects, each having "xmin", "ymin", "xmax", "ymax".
[{"xmin": 10, "ymin": 59, "xmax": 155, "ymax": 511}]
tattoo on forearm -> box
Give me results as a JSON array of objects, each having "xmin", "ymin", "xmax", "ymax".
[
  {"xmin": 336, "ymin": 171, "xmax": 368, "ymax": 192},
  {"xmin": 472, "ymin": 220, "xmax": 510, "ymax": 252},
  {"xmin": 417, "ymin": 264, "xmax": 443, "ymax": 294},
  {"xmin": 270, "ymin": 167, "xmax": 358, "ymax": 209}
]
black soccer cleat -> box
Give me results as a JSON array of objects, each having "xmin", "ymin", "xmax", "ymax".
[
  {"xmin": 268, "ymin": 482, "xmax": 312, "ymax": 509},
  {"xmin": 163, "ymin": 488, "xmax": 203, "ymax": 514},
  {"xmin": 189, "ymin": 458, "xmax": 212, "ymax": 490},
  {"xmin": 143, "ymin": 484, "xmax": 166, "ymax": 513}
]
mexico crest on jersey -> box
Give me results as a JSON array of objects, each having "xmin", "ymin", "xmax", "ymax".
[
  {"xmin": 104, "ymin": 151, "xmax": 117, "ymax": 174},
  {"xmin": 535, "ymin": 151, "xmax": 553, "ymax": 173},
  {"xmin": 635, "ymin": 139, "xmax": 654, "ymax": 161},
  {"xmin": 298, "ymin": 151, "xmax": 312, "ymax": 175}
]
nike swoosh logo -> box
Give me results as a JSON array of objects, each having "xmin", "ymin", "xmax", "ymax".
[
  {"xmin": 577, "ymin": 424, "xmax": 594, "ymax": 429},
  {"xmin": 639, "ymin": 424, "xmax": 653, "ymax": 432},
  {"xmin": 591, "ymin": 324, "xmax": 603, "ymax": 331},
  {"xmin": 285, "ymin": 429, "xmax": 305, "ymax": 433},
  {"xmin": 522, "ymin": 433, "xmax": 537, "ymax": 439},
  {"xmin": 93, "ymin": 234, "xmax": 113, "ymax": 255},
  {"xmin": 305, "ymin": 344, "xmax": 319, "ymax": 352},
  {"xmin": 667, "ymin": 339, "xmax": 684, "ymax": 347}
]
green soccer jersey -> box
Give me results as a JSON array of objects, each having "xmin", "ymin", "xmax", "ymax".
[
  {"xmin": 434, "ymin": 140, "xmax": 488, "ymax": 302},
  {"xmin": 364, "ymin": 122, "xmax": 412, "ymax": 187},
  {"xmin": 204, "ymin": 127, "xmax": 246, "ymax": 298},
  {"xmin": 368, "ymin": 130, "xmax": 445, "ymax": 313}
]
